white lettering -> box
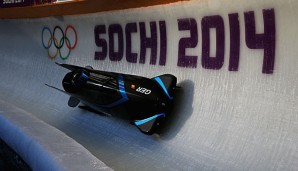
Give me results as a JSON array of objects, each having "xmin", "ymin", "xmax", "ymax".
[{"xmin": 136, "ymin": 87, "xmax": 151, "ymax": 95}]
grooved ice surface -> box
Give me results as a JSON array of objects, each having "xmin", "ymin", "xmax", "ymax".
[
  {"xmin": 0, "ymin": 0, "xmax": 298, "ymax": 170},
  {"xmin": 0, "ymin": 100, "xmax": 111, "ymax": 171}
]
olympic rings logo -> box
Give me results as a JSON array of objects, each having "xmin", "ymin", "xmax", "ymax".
[{"xmin": 41, "ymin": 25, "xmax": 78, "ymax": 60}]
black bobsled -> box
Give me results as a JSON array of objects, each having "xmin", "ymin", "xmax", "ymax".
[{"xmin": 46, "ymin": 63, "xmax": 177, "ymax": 135}]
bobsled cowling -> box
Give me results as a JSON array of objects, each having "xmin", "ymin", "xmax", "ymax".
[{"xmin": 47, "ymin": 63, "xmax": 177, "ymax": 135}]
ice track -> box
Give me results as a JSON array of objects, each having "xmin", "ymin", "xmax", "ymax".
[{"xmin": 0, "ymin": 0, "xmax": 298, "ymax": 170}]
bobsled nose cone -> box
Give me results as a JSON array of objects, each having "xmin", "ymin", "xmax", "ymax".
[
  {"xmin": 133, "ymin": 113, "xmax": 166, "ymax": 135},
  {"xmin": 153, "ymin": 74, "xmax": 177, "ymax": 100}
]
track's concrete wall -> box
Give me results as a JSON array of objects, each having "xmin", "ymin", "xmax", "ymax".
[{"xmin": 0, "ymin": 0, "xmax": 298, "ymax": 170}]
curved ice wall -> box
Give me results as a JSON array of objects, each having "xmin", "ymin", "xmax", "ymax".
[
  {"xmin": 0, "ymin": 0, "xmax": 298, "ymax": 170},
  {"xmin": 0, "ymin": 100, "xmax": 111, "ymax": 171}
]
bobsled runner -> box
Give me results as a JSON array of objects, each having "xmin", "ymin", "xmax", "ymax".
[{"xmin": 46, "ymin": 63, "xmax": 177, "ymax": 135}]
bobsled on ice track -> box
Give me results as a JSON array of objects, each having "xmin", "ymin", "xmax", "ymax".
[{"xmin": 46, "ymin": 63, "xmax": 177, "ymax": 135}]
